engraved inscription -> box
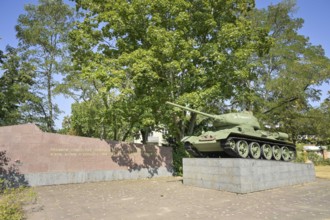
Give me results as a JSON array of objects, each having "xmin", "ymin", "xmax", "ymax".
[{"xmin": 50, "ymin": 148, "xmax": 113, "ymax": 156}]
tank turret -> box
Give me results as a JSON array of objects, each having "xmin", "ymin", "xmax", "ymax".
[
  {"xmin": 166, "ymin": 101, "xmax": 260, "ymax": 129},
  {"xmin": 166, "ymin": 101, "xmax": 296, "ymax": 161}
]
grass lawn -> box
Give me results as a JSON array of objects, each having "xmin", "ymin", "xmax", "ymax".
[{"xmin": 315, "ymin": 166, "xmax": 330, "ymax": 179}]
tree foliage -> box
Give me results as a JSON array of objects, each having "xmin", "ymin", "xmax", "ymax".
[
  {"xmin": 311, "ymin": 98, "xmax": 330, "ymax": 145},
  {"xmin": 0, "ymin": 46, "xmax": 42, "ymax": 126},
  {"xmin": 249, "ymin": 0, "xmax": 330, "ymax": 143},
  {"xmin": 68, "ymin": 0, "xmax": 270, "ymax": 140},
  {"xmin": 2, "ymin": 0, "xmax": 329, "ymax": 145},
  {"xmin": 0, "ymin": 49, "xmax": 4, "ymax": 64}
]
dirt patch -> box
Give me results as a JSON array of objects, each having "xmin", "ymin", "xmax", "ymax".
[
  {"xmin": 315, "ymin": 166, "xmax": 330, "ymax": 179},
  {"xmin": 26, "ymin": 176, "xmax": 330, "ymax": 220}
]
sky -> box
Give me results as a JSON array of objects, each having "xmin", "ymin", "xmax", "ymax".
[{"xmin": 0, "ymin": 0, "xmax": 329, "ymax": 129}]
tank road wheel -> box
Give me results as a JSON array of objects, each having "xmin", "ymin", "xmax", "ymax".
[
  {"xmin": 249, "ymin": 142, "xmax": 261, "ymax": 159},
  {"xmin": 289, "ymin": 149, "xmax": 296, "ymax": 161},
  {"xmin": 281, "ymin": 146, "xmax": 291, "ymax": 161},
  {"xmin": 236, "ymin": 140, "xmax": 249, "ymax": 158},
  {"xmin": 225, "ymin": 138, "xmax": 236, "ymax": 151},
  {"xmin": 261, "ymin": 144, "xmax": 272, "ymax": 160},
  {"xmin": 272, "ymin": 145, "xmax": 281, "ymax": 161}
]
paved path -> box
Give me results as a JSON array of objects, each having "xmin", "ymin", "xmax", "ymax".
[{"xmin": 26, "ymin": 177, "xmax": 330, "ymax": 220}]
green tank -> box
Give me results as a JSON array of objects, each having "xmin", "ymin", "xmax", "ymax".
[{"xmin": 166, "ymin": 102, "xmax": 296, "ymax": 161}]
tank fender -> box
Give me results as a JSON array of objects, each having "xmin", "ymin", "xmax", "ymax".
[{"xmin": 276, "ymin": 132, "xmax": 289, "ymax": 140}]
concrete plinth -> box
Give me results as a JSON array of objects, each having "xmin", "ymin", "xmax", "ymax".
[{"xmin": 183, "ymin": 158, "xmax": 315, "ymax": 194}]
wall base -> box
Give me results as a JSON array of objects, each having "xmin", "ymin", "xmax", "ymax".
[
  {"xmin": 183, "ymin": 158, "xmax": 315, "ymax": 194},
  {"xmin": 25, "ymin": 167, "xmax": 173, "ymax": 186}
]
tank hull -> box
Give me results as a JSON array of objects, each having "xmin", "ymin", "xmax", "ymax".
[{"xmin": 182, "ymin": 128, "xmax": 296, "ymax": 161}]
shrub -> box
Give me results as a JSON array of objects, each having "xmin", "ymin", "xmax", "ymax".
[
  {"xmin": 172, "ymin": 143, "xmax": 190, "ymax": 176},
  {"xmin": 0, "ymin": 187, "xmax": 36, "ymax": 220},
  {"xmin": 0, "ymin": 151, "xmax": 36, "ymax": 219},
  {"xmin": 294, "ymin": 151, "xmax": 307, "ymax": 163},
  {"xmin": 0, "ymin": 151, "xmax": 28, "ymax": 192},
  {"xmin": 306, "ymin": 152, "xmax": 330, "ymax": 166}
]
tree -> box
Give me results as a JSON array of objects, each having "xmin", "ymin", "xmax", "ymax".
[
  {"xmin": 0, "ymin": 46, "xmax": 42, "ymax": 126},
  {"xmin": 311, "ymin": 98, "xmax": 330, "ymax": 145},
  {"xmin": 63, "ymin": 78, "xmax": 149, "ymax": 141},
  {"xmin": 15, "ymin": 0, "xmax": 75, "ymax": 131},
  {"xmin": 249, "ymin": 0, "xmax": 330, "ymax": 142},
  {"xmin": 68, "ymin": 0, "xmax": 270, "ymax": 140}
]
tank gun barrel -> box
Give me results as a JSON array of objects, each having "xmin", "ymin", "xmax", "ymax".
[
  {"xmin": 166, "ymin": 101, "xmax": 261, "ymax": 129},
  {"xmin": 166, "ymin": 101, "xmax": 215, "ymax": 118}
]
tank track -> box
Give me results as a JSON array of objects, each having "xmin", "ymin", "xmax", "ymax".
[{"xmin": 222, "ymin": 133, "xmax": 296, "ymax": 161}]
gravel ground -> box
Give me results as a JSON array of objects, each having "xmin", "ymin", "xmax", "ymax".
[{"xmin": 25, "ymin": 177, "xmax": 330, "ymax": 220}]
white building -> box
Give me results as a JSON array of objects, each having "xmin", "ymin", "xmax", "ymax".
[{"xmin": 134, "ymin": 130, "xmax": 168, "ymax": 146}]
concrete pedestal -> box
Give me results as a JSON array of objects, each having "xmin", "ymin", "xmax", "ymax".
[{"xmin": 183, "ymin": 158, "xmax": 315, "ymax": 194}]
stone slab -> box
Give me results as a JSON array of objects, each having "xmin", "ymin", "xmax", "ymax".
[
  {"xmin": 183, "ymin": 158, "xmax": 315, "ymax": 193},
  {"xmin": 24, "ymin": 167, "xmax": 173, "ymax": 186}
]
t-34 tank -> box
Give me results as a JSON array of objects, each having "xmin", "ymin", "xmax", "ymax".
[{"xmin": 166, "ymin": 102, "xmax": 296, "ymax": 161}]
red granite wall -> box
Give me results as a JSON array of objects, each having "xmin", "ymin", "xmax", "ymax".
[{"xmin": 0, "ymin": 124, "xmax": 172, "ymax": 175}]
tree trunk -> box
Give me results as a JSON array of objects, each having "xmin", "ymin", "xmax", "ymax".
[
  {"xmin": 47, "ymin": 71, "xmax": 54, "ymax": 132},
  {"xmin": 140, "ymin": 127, "xmax": 150, "ymax": 144},
  {"xmin": 187, "ymin": 112, "xmax": 197, "ymax": 135}
]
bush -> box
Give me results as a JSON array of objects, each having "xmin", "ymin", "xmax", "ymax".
[
  {"xmin": 0, "ymin": 151, "xmax": 36, "ymax": 219},
  {"xmin": 294, "ymin": 151, "xmax": 307, "ymax": 163},
  {"xmin": 172, "ymin": 143, "xmax": 190, "ymax": 176},
  {"xmin": 306, "ymin": 152, "xmax": 330, "ymax": 166},
  {"xmin": 0, "ymin": 187, "xmax": 36, "ymax": 220},
  {"xmin": 0, "ymin": 151, "xmax": 28, "ymax": 192}
]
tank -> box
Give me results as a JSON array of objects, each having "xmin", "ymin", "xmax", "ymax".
[{"xmin": 166, "ymin": 102, "xmax": 296, "ymax": 161}]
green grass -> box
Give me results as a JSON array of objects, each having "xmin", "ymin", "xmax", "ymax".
[
  {"xmin": 315, "ymin": 166, "xmax": 330, "ymax": 179},
  {"xmin": 0, "ymin": 187, "xmax": 36, "ymax": 220}
]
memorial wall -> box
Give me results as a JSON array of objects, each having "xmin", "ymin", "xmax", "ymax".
[{"xmin": 0, "ymin": 124, "xmax": 173, "ymax": 186}]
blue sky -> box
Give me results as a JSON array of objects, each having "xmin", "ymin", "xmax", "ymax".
[{"xmin": 0, "ymin": 0, "xmax": 329, "ymax": 128}]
